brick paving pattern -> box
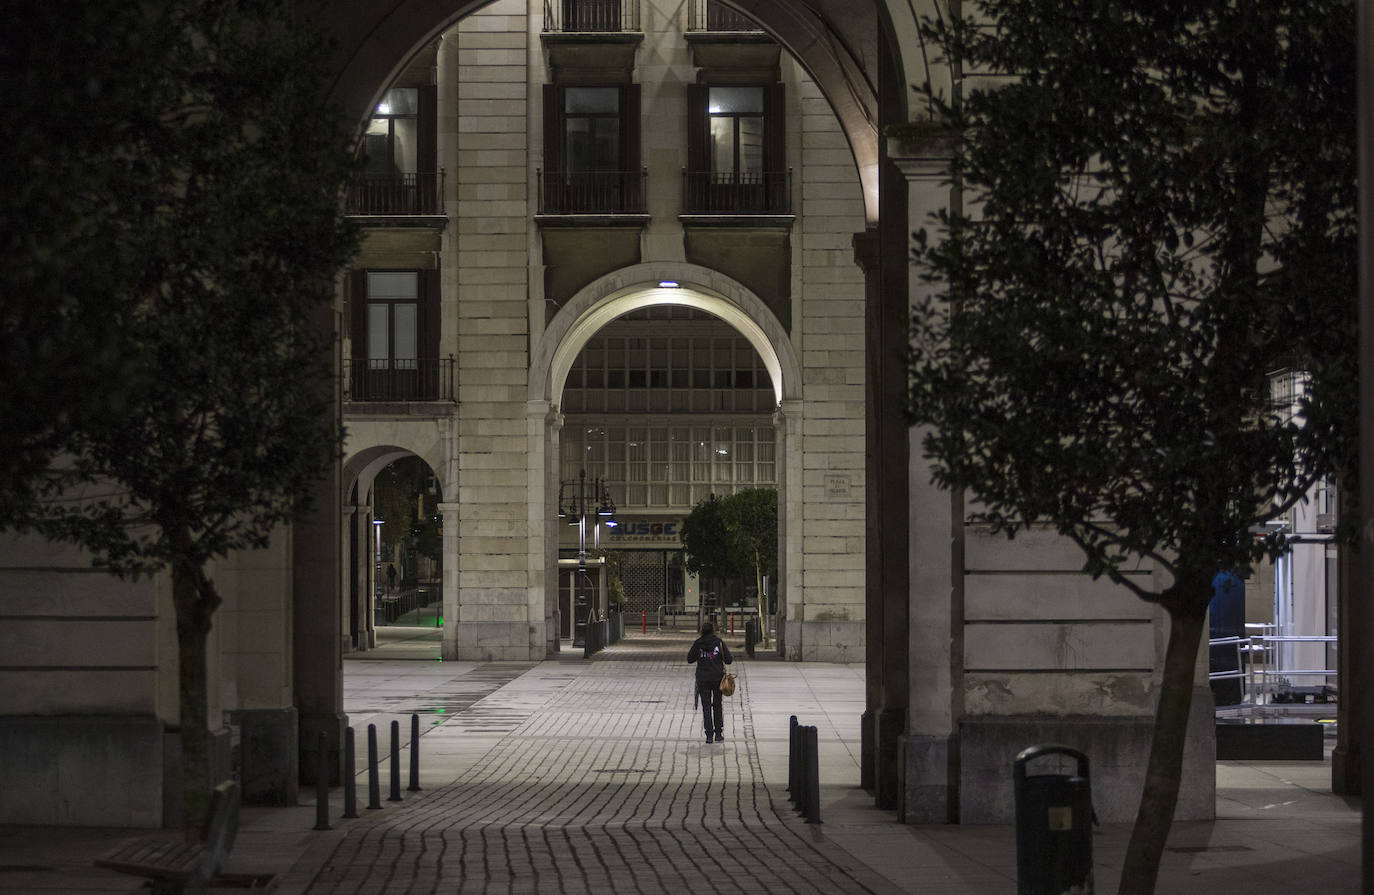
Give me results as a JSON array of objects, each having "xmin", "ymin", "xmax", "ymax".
[{"xmin": 306, "ymin": 635, "xmax": 887, "ymax": 894}]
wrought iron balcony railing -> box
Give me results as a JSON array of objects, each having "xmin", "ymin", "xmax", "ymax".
[
  {"xmin": 544, "ymin": 0, "xmax": 640, "ymax": 32},
  {"xmin": 686, "ymin": 0, "xmax": 762, "ymax": 32},
  {"xmin": 345, "ymin": 171, "xmax": 445, "ymax": 216},
  {"xmin": 344, "ymin": 358, "xmax": 455, "ymax": 403},
  {"xmin": 681, "ymin": 169, "xmax": 792, "ymax": 214},
  {"xmin": 537, "ymin": 169, "xmax": 648, "ymax": 215}
]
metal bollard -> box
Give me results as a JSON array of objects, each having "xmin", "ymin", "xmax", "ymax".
[
  {"xmin": 408, "ymin": 714, "xmax": 422, "ymax": 792},
  {"xmin": 389, "ymin": 719, "xmax": 403, "ymax": 801},
  {"xmin": 343, "ymin": 727, "xmax": 358, "ymax": 819},
  {"xmin": 803, "ymin": 725, "xmax": 822, "ymax": 824},
  {"xmin": 791, "ymin": 720, "xmax": 802, "ymax": 802},
  {"xmin": 367, "ymin": 724, "xmax": 382, "ymax": 810},
  {"xmin": 312, "ymin": 732, "xmax": 331, "ymax": 830}
]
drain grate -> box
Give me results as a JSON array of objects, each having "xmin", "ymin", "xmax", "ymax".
[{"xmin": 1166, "ymin": 845, "xmax": 1253, "ymax": 854}]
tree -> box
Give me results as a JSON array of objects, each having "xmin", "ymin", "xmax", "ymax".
[
  {"xmin": 906, "ymin": 3, "xmax": 1354, "ymax": 893},
  {"xmin": 680, "ymin": 495, "xmax": 742, "ymax": 585},
  {"xmin": 7, "ymin": 1, "xmax": 360, "ymax": 829},
  {"xmin": 680, "ymin": 489, "xmax": 779, "ymax": 634},
  {"xmin": 720, "ymin": 488, "xmax": 779, "ymax": 644}
]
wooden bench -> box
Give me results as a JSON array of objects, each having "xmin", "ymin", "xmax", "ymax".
[{"xmin": 96, "ymin": 780, "xmax": 275, "ymax": 892}]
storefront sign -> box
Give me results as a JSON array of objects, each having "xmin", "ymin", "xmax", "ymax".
[{"xmin": 608, "ymin": 519, "xmax": 683, "ymax": 546}]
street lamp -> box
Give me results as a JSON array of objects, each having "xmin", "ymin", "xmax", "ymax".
[{"xmin": 557, "ymin": 468, "xmax": 617, "ymax": 655}]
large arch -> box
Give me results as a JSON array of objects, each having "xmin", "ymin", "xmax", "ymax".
[
  {"xmin": 312, "ymin": 0, "xmax": 883, "ymax": 221},
  {"xmin": 531, "ymin": 263, "xmax": 803, "ymax": 410}
]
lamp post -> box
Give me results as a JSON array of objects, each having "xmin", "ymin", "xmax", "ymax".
[{"xmin": 557, "ymin": 468, "xmax": 617, "ymax": 655}]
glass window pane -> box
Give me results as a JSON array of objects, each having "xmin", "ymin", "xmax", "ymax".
[
  {"xmin": 566, "ymin": 86, "xmax": 620, "ymax": 114},
  {"xmin": 740, "ymin": 117, "xmax": 764, "ymax": 173},
  {"xmin": 710, "ymin": 118, "xmax": 735, "ymax": 174},
  {"xmin": 708, "ymin": 86, "xmax": 763, "ymax": 114},
  {"xmin": 368, "ymin": 271, "xmax": 418, "ymax": 299},
  {"xmin": 368, "ymin": 305, "xmax": 389, "ymax": 363},
  {"xmin": 391, "ymin": 118, "xmax": 418, "ymax": 173},
  {"xmin": 393, "ymin": 304, "xmax": 417, "ymax": 361},
  {"xmin": 379, "ymin": 87, "xmax": 419, "ymax": 116}
]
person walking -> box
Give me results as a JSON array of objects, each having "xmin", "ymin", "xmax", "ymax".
[{"xmin": 688, "ymin": 621, "xmax": 733, "ymax": 743}]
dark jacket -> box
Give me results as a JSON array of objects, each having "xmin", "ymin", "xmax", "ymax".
[{"xmin": 688, "ymin": 634, "xmax": 733, "ymax": 683}]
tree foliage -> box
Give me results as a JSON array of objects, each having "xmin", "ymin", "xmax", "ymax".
[
  {"xmin": 4, "ymin": 0, "xmax": 360, "ymax": 827},
  {"xmin": 680, "ymin": 488, "xmax": 778, "ymax": 629},
  {"xmin": 907, "ymin": 2, "xmax": 1354, "ymax": 892}
]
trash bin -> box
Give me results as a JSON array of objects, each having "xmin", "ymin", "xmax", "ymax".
[
  {"xmin": 1013, "ymin": 744, "xmax": 1093, "ymax": 894},
  {"xmin": 744, "ymin": 618, "xmax": 759, "ymax": 657}
]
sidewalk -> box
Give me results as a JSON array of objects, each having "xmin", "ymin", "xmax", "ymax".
[{"xmin": 0, "ymin": 627, "xmax": 1359, "ymax": 894}]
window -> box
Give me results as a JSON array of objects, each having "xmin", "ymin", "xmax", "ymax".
[
  {"xmin": 561, "ymin": 424, "xmax": 777, "ymax": 509},
  {"xmin": 708, "ymin": 87, "xmax": 764, "ymax": 179},
  {"xmin": 541, "ymin": 84, "xmax": 643, "ymax": 213},
  {"xmin": 351, "ymin": 86, "xmax": 440, "ymax": 215},
  {"xmin": 364, "ymin": 88, "xmax": 419, "ymax": 176},
  {"xmin": 686, "ymin": 84, "xmax": 787, "ymax": 213},
  {"xmin": 348, "ymin": 270, "xmax": 442, "ymax": 400},
  {"xmin": 366, "ymin": 272, "xmax": 419, "ymax": 372}
]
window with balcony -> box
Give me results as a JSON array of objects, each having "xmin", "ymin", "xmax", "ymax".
[
  {"xmin": 348, "ymin": 270, "xmax": 446, "ymax": 401},
  {"xmin": 349, "ymin": 87, "xmax": 441, "ymax": 216},
  {"xmin": 685, "ymin": 84, "xmax": 787, "ymax": 214},
  {"xmin": 541, "ymin": 84, "xmax": 643, "ymax": 214}
]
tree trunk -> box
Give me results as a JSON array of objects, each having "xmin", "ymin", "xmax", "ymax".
[
  {"xmin": 171, "ymin": 550, "xmax": 218, "ymax": 836},
  {"xmin": 1118, "ymin": 604, "xmax": 1207, "ymax": 895}
]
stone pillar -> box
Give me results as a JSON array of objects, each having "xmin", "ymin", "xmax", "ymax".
[
  {"xmin": 543, "ymin": 409, "xmax": 564, "ymax": 656},
  {"xmin": 774, "ymin": 400, "xmax": 803, "ymax": 660},
  {"xmin": 294, "ymin": 303, "xmax": 345, "ymax": 786},
  {"xmin": 890, "ymin": 136, "xmax": 958, "ymax": 822},
  {"xmin": 527, "ymin": 400, "xmax": 555, "ymax": 657},
  {"xmin": 439, "ymin": 501, "xmax": 461, "ymax": 659}
]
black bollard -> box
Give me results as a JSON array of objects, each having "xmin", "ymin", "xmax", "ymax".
[
  {"xmin": 804, "ymin": 725, "xmax": 822, "ymax": 824},
  {"xmin": 343, "ymin": 727, "xmax": 358, "ymax": 819},
  {"xmin": 787, "ymin": 715, "xmax": 798, "ymax": 798},
  {"xmin": 313, "ymin": 732, "xmax": 331, "ymax": 831},
  {"xmin": 408, "ymin": 714, "xmax": 422, "ymax": 792},
  {"xmin": 367, "ymin": 724, "xmax": 382, "ymax": 810},
  {"xmin": 389, "ymin": 719, "xmax": 402, "ymax": 801}
]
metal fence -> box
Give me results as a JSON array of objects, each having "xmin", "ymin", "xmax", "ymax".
[
  {"xmin": 544, "ymin": 0, "xmax": 640, "ymax": 32},
  {"xmin": 346, "ymin": 172, "xmax": 445, "ymax": 216},
  {"xmin": 345, "ymin": 358, "xmax": 455, "ymax": 403},
  {"xmin": 682, "ymin": 169, "xmax": 792, "ymax": 214},
  {"xmin": 537, "ymin": 169, "xmax": 648, "ymax": 214},
  {"xmin": 686, "ymin": 0, "xmax": 761, "ymax": 31}
]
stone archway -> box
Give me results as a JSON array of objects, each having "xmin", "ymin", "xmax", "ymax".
[{"xmin": 531, "ymin": 264, "xmax": 809, "ymax": 659}]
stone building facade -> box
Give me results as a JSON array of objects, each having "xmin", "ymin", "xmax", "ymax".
[{"xmin": 9, "ymin": 0, "xmax": 1343, "ymax": 832}]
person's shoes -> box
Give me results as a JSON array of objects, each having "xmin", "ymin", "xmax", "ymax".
[
  {"xmin": 706, "ymin": 732, "xmax": 714, "ymax": 743},
  {"xmin": 715, "ymin": 733, "xmax": 724, "ymax": 742}
]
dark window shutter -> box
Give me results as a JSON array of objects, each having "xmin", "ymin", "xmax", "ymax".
[
  {"xmin": 418, "ymin": 85, "xmax": 438, "ymax": 174},
  {"xmin": 764, "ymin": 83, "xmax": 786, "ymax": 174},
  {"xmin": 687, "ymin": 84, "xmax": 709, "ymax": 173},
  {"xmin": 621, "ymin": 84, "xmax": 641, "ymax": 209},
  {"xmin": 422, "ymin": 268, "xmax": 441, "ymax": 364},
  {"xmin": 350, "ymin": 270, "xmax": 369, "ymax": 362}
]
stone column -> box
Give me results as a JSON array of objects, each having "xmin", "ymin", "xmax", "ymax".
[
  {"xmin": 774, "ymin": 400, "xmax": 803, "ymax": 660},
  {"xmin": 439, "ymin": 501, "xmax": 461, "ymax": 660},
  {"xmin": 890, "ymin": 136, "xmax": 958, "ymax": 822},
  {"xmin": 295, "ymin": 304, "xmax": 345, "ymax": 785}
]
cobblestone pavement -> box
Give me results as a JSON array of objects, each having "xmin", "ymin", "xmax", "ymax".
[{"xmin": 305, "ymin": 633, "xmax": 894, "ymax": 895}]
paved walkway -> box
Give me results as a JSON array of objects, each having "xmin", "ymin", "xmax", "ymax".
[{"xmin": 0, "ymin": 627, "xmax": 1361, "ymax": 894}]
